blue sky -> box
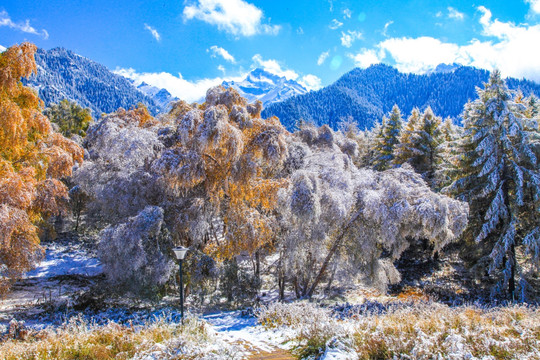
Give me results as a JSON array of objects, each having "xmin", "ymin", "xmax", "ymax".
[{"xmin": 1, "ymin": 0, "xmax": 540, "ymax": 102}]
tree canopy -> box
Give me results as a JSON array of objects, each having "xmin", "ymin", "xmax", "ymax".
[{"xmin": 0, "ymin": 43, "xmax": 83, "ymax": 294}]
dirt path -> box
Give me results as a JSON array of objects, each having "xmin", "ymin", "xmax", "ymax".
[{"xmin": 247, "ymin": 347, "xmax": 295, "ymax": 360}]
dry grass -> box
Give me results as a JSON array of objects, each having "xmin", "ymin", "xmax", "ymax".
[
  {"xmin": 0, "ymin": 315, "xmax": 239, "ymax": 360},
  {"xmin": 258, "ymin": 302, "xmax": 540, "ymax": 359},
  {"xmin": 352, "ymin": 303, "xmax": 540, "ymax": 359}
]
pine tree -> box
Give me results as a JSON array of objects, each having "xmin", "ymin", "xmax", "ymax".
[
  {"xmin": 373, "ymin": 104, "xmax": 402, "ymax": 171},
  {"xmin": 448, "ymin": 71, "xmax": 540, "ymax": 299},
  {"xmin": 435, "ymin": 117, "xmax": 459, "ymax": 189},
  {"xmin": 44, "ymin": 99, "xmax": 92, "ymax": 138},
  {"xmin": 394, "ymin": 107, "xmax": 421, "ymax": 166},
  {"xmin": 394, "ymin": 107, "xmax": 443, "ymax": 186}
]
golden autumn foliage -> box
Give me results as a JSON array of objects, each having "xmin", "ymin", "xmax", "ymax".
[
  {"xmin": 155, "ymin": 86, "xmax": 289, "ymax": 258},
  {"xmin": 0, "ymin": 43, "xmax": 83, "ymax": 295}
]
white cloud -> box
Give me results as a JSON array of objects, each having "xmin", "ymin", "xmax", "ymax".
[
  {"xmin": 382, "ymin": 21, "xmax": 393, "ymax": 37},
  {"xmin": 208, "ymin": 45, "xmax": 236, "ymax": 63},
  {"xmin": 217, "ymin": 65, "xmax": 226, "ymax": 73},
  {"xmin": 183, "ymin": 0, "xmax": 280, "ymax": 36},
  {"xmin": 317, "ymin": 50, "xmax": 330, "ymax": 65},
  {"xmin": 447, "ymin": 7, "xmax": 465, "ymax": 21},
  {"xmin": 343, "ymin": 9, "xmax": 352, "ymax": 19},
  {"xmin": 525, "ymin": 0, "xmax": 540, "ymax": 14},
  {"xmin": 329, "ymin": 19, "xmax": 343, "ymax": 30},
  {"xmin": 299, "ymin": 74, "xmax": 322, "ymax": 91},
  {"xmin": 0, "ymin": 10, "xmax": 48, "ymax": 39},
  {"xmin": 252, "ymin": 54, "xmax": 299, "ymax": 80},
  {"xmin": 340, "ymin": 30, "xmax": 362, "ymax": 48},
  {"xmin": 348, "ymin": 6, "xmax": 540, "ymax": 82},
  {"xmin": 144, "ymin": 24, "xmax": 161, "ymax": 41},
  {"xmin": 0, "ymin": 45, "xmax": 6, "ymax": 52},
  {"xmin": 115, "ymin": 67, "xmax": 246, "ymax": 103},
  {"xmin": 379, "ymin": 36, "xmax": 461, "ymax": 73},
  {"xmin": 348, "ymin": 49, "xmax": 382, "ymax": 68}
]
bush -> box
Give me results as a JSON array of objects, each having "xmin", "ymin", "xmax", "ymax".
[{"xmin": 98, "ymin": 206, "xmax": 174, "ymax": 296}]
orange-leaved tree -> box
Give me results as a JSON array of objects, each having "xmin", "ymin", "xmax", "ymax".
[
  {"xmin": 0, "ymin": 43, "xmax": 83, "ymax": 295},
  {"xmin": 154, "ymin": 86, "xmax": 289, "ymax": 258}
]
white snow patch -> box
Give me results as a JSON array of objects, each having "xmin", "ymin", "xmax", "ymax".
[{"xmin": 25, "ymin": 242, "xmax": 102, "ymax": 278}]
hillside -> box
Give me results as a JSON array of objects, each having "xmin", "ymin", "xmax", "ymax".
[
  {"xmin": 262, "ymin": 64, "xmax": 540, "ymax": 130},
  {"xmin": 23, "ymin": 47, "xmax": 166, "ymax": 117}
]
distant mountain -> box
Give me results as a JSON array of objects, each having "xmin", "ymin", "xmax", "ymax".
[
  {"xmin": 23, "ymin": 47, "xmax": 169, "ymax": 117},
  {"xmin": 222, "ymin": 68, "xmax": 308, "ymax": 107},
  {"xmin": 262, "ymin": 64, "xmax": 540, "ymax": 131},
  {"xmin": 136, "ymin": 82, "xmax": 178, "ymax": 112}
]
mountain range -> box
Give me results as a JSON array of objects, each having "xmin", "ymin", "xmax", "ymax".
[
  {"xmin": 262, "ymin": 64, "xmax": 540, "ymax": 130},
  {"xmin": 20, "ymin": 47, "xmax": 540, "ymax": 131},
  {"xmin": 222, "ymin": 68, "xmax": 307, "ymax": 106},
  {"xmin": 23, "ymin": 47, "xmax": 169, "ymax": 117}
]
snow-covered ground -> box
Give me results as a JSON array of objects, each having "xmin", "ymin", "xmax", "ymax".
[
  {"xmin": 25, "ymin": 241, "xmax": 102, "ymax": 278},
  {"xmin": 204, "ymin": 310, "xmax": 293, "ymax": 354},
  {"xmin": 0, "ymin": 240, "xmax": 102, "ymax": 325}
]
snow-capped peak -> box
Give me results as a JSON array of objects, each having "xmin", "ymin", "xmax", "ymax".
[{"xmin": 222, "ymin": 68, "xmax": 308, "ymax": 107}]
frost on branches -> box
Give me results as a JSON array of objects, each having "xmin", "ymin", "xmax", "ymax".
[
  {"xmin": 74, "ymin": 105, "xmax": 163, "ymax": 225},
  {"xmin": 152, "ymin": 86, "xmax": 289, "ymax": 257},
  {"xmin": 74, "ymin": 85, "xmax": 469, "ymax": 299},
  {"xmin": 98, "ymin": 206, "xmax": 174, "ymax": 294},
  {"xmin": 277, "ymin": 124, "xmax": 468, "ymax": 297},
  {"xmin": 448, "ymin": 71, "xmax": 540, "ymax": 300},
  {"xmin": 0, "ymin": 43, "xmax": 83, "ymax": 295}
]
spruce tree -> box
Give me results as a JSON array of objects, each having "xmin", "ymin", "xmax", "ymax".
[
  {"xmin": 435, "ymin": 117, "xmax": 459, "ymax": 189},
  {"xmin": 393, "ymin": 107, "xmax": 443, "ymax": 186},
  {"xmin": 394, "ymin": 108, "xmax": 421, "ymax": 166},
  {"xmin": 373, "ymin": 104, "xmax": 402, "ymax": 171},
  {"xmin": 448, "ymin": 71, "xmax": 540, "ymax": 299}
]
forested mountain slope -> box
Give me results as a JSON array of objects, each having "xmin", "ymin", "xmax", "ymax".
[
  {"xmin": 23, "ymin": 47, "xmax": 165, "ymax": 117},
  {"xmin": 262, "ymin": 64, "xmax": 540, "ymax": 130}
]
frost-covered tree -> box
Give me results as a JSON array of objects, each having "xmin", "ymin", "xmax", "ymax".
[
  {"xmin": 447, "ymin": 71, "xmax": 540, "ymax": 299},
  {"xmin": 435, "ymin": 117, "xmax": 460, "ymax": 189},
  {"xmin": 152, "ymin": 86, "xmax": 289, "ymax": 258},
  {"xmin": 394, "ymin": 107, "xmax": 443, "ymax": 186},
  {"xmin": 98, "ymin": 206, "xmax": 174, "ymax": 295},
  {"xmin": 278, "ymin": 124, "xmax": 468, "ymax": 298},
  {"xmin": 73, "ymin": 105, "xmax": 163, "ymax": 225},
  {"xmin": 394, "ymin": 108, "xmax": 421, "ymax": 166},
  {"xmin": 373, "ymin": 105, "xmax": 402, "ymax": 170}
]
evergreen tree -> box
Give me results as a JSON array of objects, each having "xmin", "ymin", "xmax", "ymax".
[
  {"xmin": 44, "ymin": 99, "xmax": 92, "ymax": 138},
  {"xmin": 394, "ymin": 107, "xmax": 443, "ymax": 186},
  {"xmin": 394, "ymin": 108, "xmax": 421, "ymax": 166},
  {"xmin": 448, "ymin": 71, "xmax": 540, "ymax": 299},
  {"xmin": 373, "ymin": 104, "xmax": 402, "ymax": 171},
  {"xmin": 435, "ymin": 117, "xmax": 459, "ymax": 189}
]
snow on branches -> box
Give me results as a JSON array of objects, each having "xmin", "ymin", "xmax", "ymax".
[{"xmin": 277, "ymin": 125, "xmax": 468, "ymax": 296}]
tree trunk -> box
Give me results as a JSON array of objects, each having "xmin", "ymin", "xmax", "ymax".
[
  {"xmin": 502, "ymin": 163, "xmax": 516, "ymax": 299},
  {"xmin": 306, "ymin": 209, "xmax": 361, "ymax": 298},
  {"xmin": 509, "ymin": 242, "xmax": 516, "ymax": 300},
  {"xmin": 325, "ymin": 259, "xmax": 338, "ymax": 293},
  {"xmin": 255, "ymin": 250, "xmax": 261, "ymax": 281},
  {"xmin": 277, "ymin": 250, "xmax": 286, "ymax": 300},
  {"xmin": 293, "ymin": 277, "xmax": 301, "ymax": 298},
  {"xmin": 278, "ymin": 273, "xmax": 285, "ymax": 300}
]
